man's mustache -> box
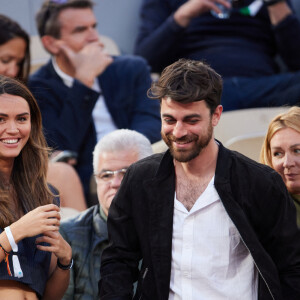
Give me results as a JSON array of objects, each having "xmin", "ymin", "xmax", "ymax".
[{"xmin": 165, "ymin": 134, "xmax": 198, "ymax": 143}]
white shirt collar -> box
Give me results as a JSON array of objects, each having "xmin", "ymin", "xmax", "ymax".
[
  {"xmin": 170, "ymin": 180, "xmax": 258, "ymax": 300},
  {"xmin": 52, "ymin": 56, "xmax": 74, "ymax": 88},
  {"xmin": 52, "ymin": 57, "xmax": 101, "ymax": 92}
]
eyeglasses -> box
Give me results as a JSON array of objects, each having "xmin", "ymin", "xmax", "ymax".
[
  {"xmin": 51, "ymin": 0, "xmax": 68, "ymax": 3},
  {"xmin": 94, "ymin": 168, "xmax": 128, "ymax": 182}
]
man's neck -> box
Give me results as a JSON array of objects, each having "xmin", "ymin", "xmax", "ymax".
[
  {"xmin": 55, "ymin": 54, "xmax": 75, "ymax": 77},
  {"xmin": 174, "ymin": 139, "xmax": 219, "ymax": 211},
  {"xmin": 55, "ymin": 53, "xmax": 96, "ymax": 88}
]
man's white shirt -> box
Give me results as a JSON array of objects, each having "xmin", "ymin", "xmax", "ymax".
[
  {"xmin": 169, "ymin": 176, "xmax": 258, "ymax": 300},
  {"xmin": 52, "ymin": 57, "xmax": 117, "ymax": 142}
]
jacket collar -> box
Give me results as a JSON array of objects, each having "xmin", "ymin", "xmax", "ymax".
[
  {"xmin": 92, "ymin": 204, "xmax": 108, "ymax": 241},
  {"xmin": 51, "ymin": 56, "xmax": 74, "ymax": 88},
  {"xmin": 143, "ymin": 141, "xmax": 233, "ymax": 299},
  {"xmin": 215, "ymin": 140, "xmax": 232, "ymax": 187},
  {"xmin": 142, "ymin": 151, "xmax": 175, "ymax": 299},
  {"xmin": 45, "ymin": 57, "xmax": 114, "ymax": 103},
  {"xmin": 153, "ymin": 140, "xmax": 231, "ymax": 181}
]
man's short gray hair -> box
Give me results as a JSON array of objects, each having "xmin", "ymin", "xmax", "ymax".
[{"xmin": 93, "ymin": 129, "xmax": 153, "ymax": 174}]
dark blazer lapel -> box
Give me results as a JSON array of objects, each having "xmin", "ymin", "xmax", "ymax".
[
  {"xmin": 98, "ymin": 57, "xmax": 117, "ymax": 116},
  {"xmin": 143, "ymin": 152, "xmax": 175, "ymax": 299},
  {"xmin": 98, "ymin": 68, "xmax": 113, "ymax": 103}
]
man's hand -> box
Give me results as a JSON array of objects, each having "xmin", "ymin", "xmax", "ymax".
[
  {"xmin": 174, "ymin": 0, "xmax": 231, "ymax": 27},
  {"xmin": 50, "ymin": 150, "xmax": 78, "ymax": 166},
  {"xmin": 58, "ymin": 41, "xmax": 113, "ymax": 88},
  {"xmin": 265, "ymin": 0, "xmax": 291, "ymax": 25}
]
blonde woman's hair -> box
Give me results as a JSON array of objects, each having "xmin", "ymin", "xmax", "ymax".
[{"xmin": 260, "ymin": 106, "xmax": 300, "ymax": 168}]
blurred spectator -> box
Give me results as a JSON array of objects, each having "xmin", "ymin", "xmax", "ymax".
[
  {"xmin": 0, "ymin": 14, "xmax": 30, "ymax": 83},
  {"xmin": 59, "ymin": 129, "xmax": 153, "ymax": 299},
  {"xmin": 260, "ymin": 106, "xmax": 300, "ymax": 227},
  {"xmin": 47, "ymin": 162, "xmax": 86, "ymax": 211},
  {"xmin": 135, "ymin": 0, "xmax": 300, "ymax": 111},
  {"xmin": 0, "ymin": 75, "xmax": 72, "ymax": 300},
  {"xmin": 29, "ymin": 0, "xmax": 161, "ymax": 205},
  {"xmin": 0, "ymin": 14, "xmax": 86, "ymax": 211}
]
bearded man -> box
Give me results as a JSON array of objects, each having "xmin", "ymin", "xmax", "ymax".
[{"xmin": 99, "ymin": 59, "xmax": 300, "ymax": 300}]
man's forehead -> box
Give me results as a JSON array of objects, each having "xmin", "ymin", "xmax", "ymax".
[
  {"xmin": 162, "ymin": 96, "xmax": 206, "ymax": 105},
  {"xmin": 98, "ymin": 150, "xmax": 139, "ymax": 170},
  {"xmin": 58, "ymin": 7, "xmax": 96, "ymax": 29},
  {"xmin": 160, "ymin": 97, "xmax": 209, "ymax": 113}
]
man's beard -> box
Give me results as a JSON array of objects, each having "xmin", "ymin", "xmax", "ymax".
[{"xmin": 162, "ymin": 122, "xmax": 213, "ymax": 162}]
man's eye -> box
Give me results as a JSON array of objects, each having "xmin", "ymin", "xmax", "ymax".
[
  {"xmin": 187, "ymin": 119, "xmax": 198, "ymax": 124},
  {"xmin": 101, "ymin": 173, "xmax": 113, "ymax": 180},
  {"xmin": 120, "ymin": 170, "xmax": 127, "ymax": 177},
  {"xmin": 164, "ymin": 119, "xmax": 175, "ymax": 124}
]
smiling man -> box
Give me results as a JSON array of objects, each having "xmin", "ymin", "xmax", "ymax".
[
  {"xmin": 29, "ymin": 0, "xmax": 161, "ymax": 205},
  {"xmin": 59, "ymin": 129, "xmax": 153, "ymax": 299},
  {"xmin": 100, "ymin": 59, "xmax": 300, "ymax": 300}
]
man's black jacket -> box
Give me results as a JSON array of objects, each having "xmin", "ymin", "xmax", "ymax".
[{"xmin": 100, "ymin": 143, "xmax": 300, "ymax": 300}]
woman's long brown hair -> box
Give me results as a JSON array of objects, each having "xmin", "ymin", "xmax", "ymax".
[{"xmin": 0, "ymin": 75, "xmax": 53, "ymax": 228}]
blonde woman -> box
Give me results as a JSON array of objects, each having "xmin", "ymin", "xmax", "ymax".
[{"xmin": 260, "ymin": 106, "xmax": 300, "ymax": 226}]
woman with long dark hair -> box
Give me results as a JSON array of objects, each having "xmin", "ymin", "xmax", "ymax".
[{"xmin": 0, "ymin": 75, "xmax": 72, "ymax": 299}]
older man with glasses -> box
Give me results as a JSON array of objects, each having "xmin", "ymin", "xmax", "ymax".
[{"xmin": 59, "ymin": 129, "xmax": 153, "ymax": 300}]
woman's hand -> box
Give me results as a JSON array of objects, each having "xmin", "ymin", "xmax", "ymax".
[
  {"xmin": 41, "ymin": 233, "xmax": 72, "ymax": 300},
  {"xmin": 10, "ymin": 204, "xmax": 60, "ymax": 243},
  {"xmin": 35, "ymin": 231, "xmax": 72, "ymax": 266}
]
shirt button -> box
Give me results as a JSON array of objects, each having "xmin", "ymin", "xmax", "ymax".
[
  {"xmin": 83, "ymin": 95, "xmax": 90, "ymax": 102},
  {"xmin": 183, "ymin": 271, "xmax": 190, "ymax": 277}
]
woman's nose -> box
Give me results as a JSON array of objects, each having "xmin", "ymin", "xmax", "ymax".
[
  {"xmin": 6, "ymin": 122, "xmax": 19, "ymax": 134},
  {"xmin": 283, "ymin": 153, "xmax": 295, "ymax": 168},
  {"xmin": 5, "ymin": 61, "xmax": 19, "ymax": 78}
]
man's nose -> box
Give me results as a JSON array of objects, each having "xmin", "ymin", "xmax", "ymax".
[
  {"xmin": 172, "ymin": 122, "xmax": 187, "ymax": 138},
  {"xmin": 110, "ymin": 174, "xmax": 123, "ymax": 188},
  {"xmin": 88, "ymin": 28, "xmax": 99, "ymax": 42}
]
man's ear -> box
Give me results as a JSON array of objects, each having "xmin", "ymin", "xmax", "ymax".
[
  {"xmin": 212, "ymin": 105, "xmax": 223, "ymax": 127},
  {"xmin": 41, "ymin": 35, "xmax": 60, "ymax": 55}
]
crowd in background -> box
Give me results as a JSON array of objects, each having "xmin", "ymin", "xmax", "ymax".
[{"xmin": 0, "ymin": 0, "xmax": 300, "ymax": 299}]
